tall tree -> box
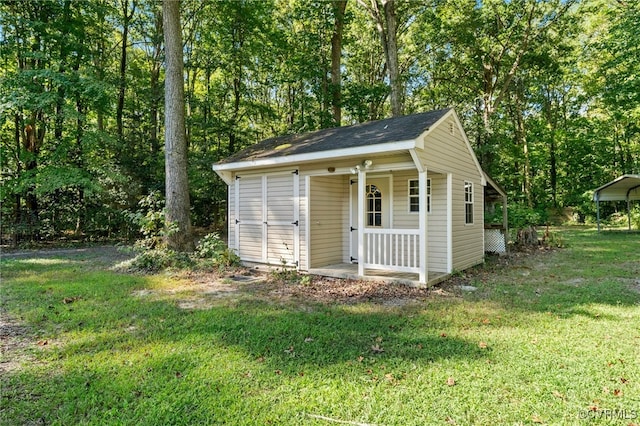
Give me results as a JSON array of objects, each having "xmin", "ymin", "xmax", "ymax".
[
  {"xmin": 358, "ymin": 0, "xmax": 403, "ymax": 116},
  {"xmin": 163, "ymin": 0, "xmax": 193, "ymax": 251},
  {"xmin": 330, "ymin": 0, "xmax": 348, "ymax": 125}
]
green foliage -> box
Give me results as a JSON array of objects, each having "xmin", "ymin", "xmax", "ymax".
[
  {"xmin": 507, "ymin": 203, "xmax": 547, "ymax": 230},
  {"xmin": 195, "ymin": 232, "xmax": 240, "ymax": 267},
  {"xmin": 0, "ymin": 0, "xmax": 638, "ymax": 246},
  {"xmin": 632, "ymin": 205, "xmax": 640, "ymax": 230},
  {"xmin": 123, "ymin": 192, "xmax": 173, "ymax": 249},
  {"xmin": 124, "ymin": 249, "xmax": 194, "ymax": 273}
]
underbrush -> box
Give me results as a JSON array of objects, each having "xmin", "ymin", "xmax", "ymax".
[{"xmin": 116, "ymin": 232, "xmax": 240, "ymax": 273}]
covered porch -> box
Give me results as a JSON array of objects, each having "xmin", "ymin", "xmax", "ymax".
[{"xmin": 307, "ymin": 150, "xmax": 452, "ymax": 287}]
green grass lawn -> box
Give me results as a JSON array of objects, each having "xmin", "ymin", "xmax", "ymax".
[{"xmin": 1, "ymin": 228, "xmax": 639, "ymax": 425}]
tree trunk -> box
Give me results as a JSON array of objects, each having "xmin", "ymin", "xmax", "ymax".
[
  {"xmin": 117, "ymin": 0, "xmax": 136, "ymax": 142},
  {"xmin": 330, "ymin": 0, "xmax": 347, "ymax": 125},
  {"xmin": 150, "ymin": 6, "xmax": 162, "ymax": 155},
  {"xmin": 13, "ymin": 114, "xmax": 22, "ymax": 246},
  {"xmin": 359, "ymin": 0, "xmax": 403, "ymax": 117},
  {"xmin": 382, "ymin": 0, "xmax": 402, "ymax": 117},
  {"xmin": 163, "ymin": 0, "xmax": 193, "ymax": 251}
]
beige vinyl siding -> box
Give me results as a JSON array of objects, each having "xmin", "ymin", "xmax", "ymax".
[
  {"xmin": 428, "ymin": 174, "xmax": 449, "ymax": 272},
  {"xmin": 391, "ymin": 170, "xmax": 448, "ymax": 272},
  {"xmin": 309, "ymin": 175, "xmax": 347, "ymax": 268},
  {"xmin": 417, "ymin": 119, "xmax": 484, "ymax": 271},
  {"xmin": 392, "ymin": 170, "xmax": 419, "ymax": 229},
  {"xmin": 298, "ymin": 153, "xmax": 413, "ymax": 175}
]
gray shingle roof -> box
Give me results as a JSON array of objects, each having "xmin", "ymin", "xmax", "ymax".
[{"xmin": 217, "ymin": 108, "xmax": 452, "ymax": 164}]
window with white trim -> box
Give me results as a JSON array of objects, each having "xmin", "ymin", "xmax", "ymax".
[
  {"xmin": 408, "ymin": 179, "xmax": 431, "ymax": 213},
  {"xmin": 366, "ymin": 184, "xmax": 382, "ymax": 227},
  {"xmin": 464, "ymin": 181, "xmax": 474, "ymax": 224}
]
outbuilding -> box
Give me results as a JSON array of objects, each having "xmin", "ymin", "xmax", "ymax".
[
  {"xmin": 212, "ymin": 108, "xmax": 506, "ymax": 286},
  {"xmin": 593, "ymin": 174, "xmax": 640, "ymax": 231}
]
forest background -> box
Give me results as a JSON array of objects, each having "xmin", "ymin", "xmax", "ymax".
[{"xmin": 1, "ymin": 0, "xmax": 638, "ymax": 245}]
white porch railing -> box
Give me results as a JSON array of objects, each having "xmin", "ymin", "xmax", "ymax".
[{"xmin": 362, "ymin": 228, "xmax": 420, "ymax": 273}]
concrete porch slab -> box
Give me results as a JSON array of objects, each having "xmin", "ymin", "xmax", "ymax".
[{"xmin": 309, "ymin": 263, "xmax": 449, "ymax": 288}]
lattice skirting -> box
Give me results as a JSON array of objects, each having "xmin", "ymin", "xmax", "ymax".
[{"xmin": 485, "ymin": 228, "xmax": 506, "ymax": 253}]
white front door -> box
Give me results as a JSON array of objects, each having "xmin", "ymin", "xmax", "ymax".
[{"xmin": 349, "ymin": 176, "xmax": 391, "ymax": 263}]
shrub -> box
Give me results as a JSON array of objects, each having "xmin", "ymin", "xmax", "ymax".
[
  {"xmin": 195, "ymin": 233, "xmax": 240, "ymax": 267},
  {"xmin": 123, "ymin": 249, "xmax": 194, "ymax": 273},
  {"xmin": 123, "ymin": 192, "xmax": 176, "ymax": 249}
]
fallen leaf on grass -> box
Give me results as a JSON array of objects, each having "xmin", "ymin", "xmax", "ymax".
[
  {"xmin": 371, "ymin": 344, "xmax": 384, "ymax": 354},
  {"xmin": 36, "ymin": 340, "xmax": 48, "ymax": 346},
  {"xmin": 446, "ymin": 377, "xmax": 456, "ymax": 386},
  {"xmin": 304, "ymin": 337, "xmax": 313, "ymax": 343},
  {"xmin": 357, "ymin": 356, "xmax": 364, "ymax": 362},
  {"xmin": 440, "ymin": 333, "xmax": 447, "ymax": 338},
  {"xmin": 620, "ymin": 377, "xmax": 629, "ymax": 384},
  {"xmin": 552, "ymin": 390, "xmax": 565, "ymax": 400},
  {"xmin": 275, "ymin": 370, "xmax": 282, "ymax": 375},
  {"xmin": 175, "ymin": 371, "xmax": 182, "ymax": 378},
  {"xmin": 532, "ymin": 414, "xmax": 543, "ymax": 423},
  {"xmin": 613, "ymin": 389, "xmax": 622, "ymax": 396},
  {"xmin": 63, "ymin": 297, "xmax": 80, "ymax": 304},
  {"xmin": 478, "ymin": 341, "xmax": 488, "ymax": 349}
]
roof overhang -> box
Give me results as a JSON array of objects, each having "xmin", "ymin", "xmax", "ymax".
[
  {"xmin": 592, "ymin": 175, "xmax": 640, "ymax": 202},
  {"xmin": 212, "ymin": 139, "xmax": 416, "ymax": 184}
]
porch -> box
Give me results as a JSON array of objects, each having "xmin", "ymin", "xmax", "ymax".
[
  {"xmin": 308, "ymin": 165, "xmax": 452, "ymax": 286},
  {"xmin": 309, "ymin": 263, "xmax": 449, "ymax": 287}
]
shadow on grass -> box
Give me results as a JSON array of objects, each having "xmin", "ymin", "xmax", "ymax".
[
  {"xmin": 468, "ymin": 227, "xmax": 640, "ymax": 316},
  {"xmin": 2, "ymin": 294, "xmax": 488, "ymax": 424}
]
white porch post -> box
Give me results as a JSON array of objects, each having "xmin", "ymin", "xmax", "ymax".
[
  {"xmin": 358, "ymin": 170, "xmax": 366, "ymax": 277},
  {"xmin": 419, "ymin": 169, "xmax": 428, "ymax": 284}
]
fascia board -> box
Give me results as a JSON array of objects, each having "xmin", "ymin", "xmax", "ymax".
[{"xmin": 211, "ymin": 140, "xmax": 417, "ymax": 172}]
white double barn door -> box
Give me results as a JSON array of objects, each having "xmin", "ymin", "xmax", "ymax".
[{"xmin": 235, "ymin": 171, "xmax": 298, "ymax": 266}]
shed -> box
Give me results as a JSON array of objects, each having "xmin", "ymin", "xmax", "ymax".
[
  {"xmin": 593, "ymin": 174, "xmax": 640, "ymax": 231},
  {"xmin": 212, "ymin": 108, "xmax": 506, "ymax": 286}
]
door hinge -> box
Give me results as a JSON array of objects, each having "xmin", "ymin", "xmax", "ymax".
[
  {"xmin": 235, "ymin": 175, "xmax": 241, "ymax": 180},
  {"xmin": 235, "ymin": 219, "xmax": 240, "ymax": 224},
  {"xmin": 350, "ymin": 226, "xmax": 357, "ymax": 232},
  {"xmin": 292, "ymin": 220, "xmax": 299, "ymax": 226},
  {"xmin": 350, "ymin": 257, "xmax": 358, "ymax": 263},
  {"xmin": 292, "ymin": 169, "xmax": 299, "ymax": 175}
]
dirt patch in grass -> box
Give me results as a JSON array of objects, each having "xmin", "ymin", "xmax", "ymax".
[
  {"xmin": 0, "ymin": 308, "xmax": 35, "ymax": 374},
  {"xmin": 133, "ymin": 246, "xmax": 561, "ymax": 310}
]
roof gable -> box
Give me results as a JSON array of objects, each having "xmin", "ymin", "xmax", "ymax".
[
  {"xmin": 217, "ymin": 108, "xmax": 452, "ymax": 165},
  {"xmin": 593, "ymin": 174, "xmax": 640, "ymax": 201}
]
